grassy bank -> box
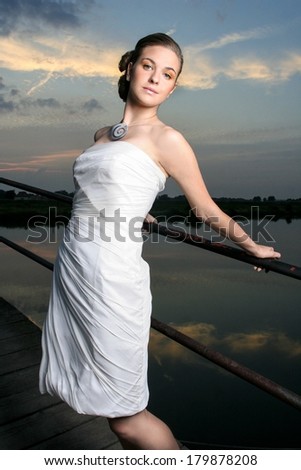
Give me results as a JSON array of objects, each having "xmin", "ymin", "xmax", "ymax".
[
  {"xmin": 0, "ymin": 200, "xmax": 71, "ymax": 227},
  {"xmin": 151, "ymin": 197, "xmax": 301, "ymax": 223}
]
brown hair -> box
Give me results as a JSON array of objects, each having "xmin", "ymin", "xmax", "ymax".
[{"xmin": 118, "ymin": 32, "xmax": 183, "ymax": 102}]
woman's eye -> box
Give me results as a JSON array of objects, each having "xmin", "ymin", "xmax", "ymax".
[
  {"xmin": 164, "ymin": 73, "xmax": 172, "ymax": 80},
  {"xmin": 143, "ymin": 63, "xmax": 152, "ymax": 70}
]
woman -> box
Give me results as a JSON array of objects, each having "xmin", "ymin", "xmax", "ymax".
[{"xmin": 39, "ymin": 33, "xmax": 280, "ymax": 450}]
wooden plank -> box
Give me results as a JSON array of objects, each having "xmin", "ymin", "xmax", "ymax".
[
  {"xmin": 0, "ymin": 298, "xmax": 29, "ymax": 325},
  {"xmin": 0, "ymin": 365, "xmax": 40, "ymax": 398},
  {"xmin": 0, "ymin": 346, "xmax": 41, "ymax": 374},
  {"xmin": 0, "ymin": 316, "xmax": 39, "ymax": 340},
  {"xmin": 0, "ymin": 388, "xmax": 61, "ymax": 426},
  {"xmin": 0, "ymin": 331, "xmax": 41, "ymax": 356},
  {"xmin": 0, "ymin": 298, "xmax": 122, "ymax": 450},
  {"xmin": 31, "ymin": 418, "xmax": 120, "ymax": 450},
  {"xmin": 0, "ymin": 401, "xmax": 119, "ymax": 450},
  {"xmin": 0, "ymin": 402, "xmax": 95, "ymax": 449}
]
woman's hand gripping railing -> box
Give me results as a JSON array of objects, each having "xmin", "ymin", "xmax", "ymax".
[{"xmin": 143, "ymin": 221, "xmax": 301, "ymax": 281}]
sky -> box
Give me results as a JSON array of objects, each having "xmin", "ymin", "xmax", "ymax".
[{"xmin": 0, "ymin": 0, "xmax": 300, "ymax": 199}]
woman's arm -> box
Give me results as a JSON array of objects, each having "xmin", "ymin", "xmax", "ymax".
[{"xmin": 158, "ymin": 130, "xmax": 280, "ymax": 260}]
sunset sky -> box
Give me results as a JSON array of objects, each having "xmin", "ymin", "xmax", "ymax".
[{"xmin": 0, "ymin": 0, "xmax": 300, "ymax": 199}]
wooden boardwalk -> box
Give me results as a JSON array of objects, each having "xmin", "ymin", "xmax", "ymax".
[{"xmin": 0, "ymin": 297, "xmax": 122, "ymax": 450}]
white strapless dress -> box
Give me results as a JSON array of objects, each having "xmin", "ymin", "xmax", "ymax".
[{"xmin": 39, "ymin": 141, "xmax": 166, "ymax": 417}]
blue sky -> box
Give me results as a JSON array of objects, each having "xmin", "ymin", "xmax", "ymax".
[{"xmin": 0, "ymin": 0, "xmax": 300, "ymax": 198}]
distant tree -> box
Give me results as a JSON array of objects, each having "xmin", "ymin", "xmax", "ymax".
[
  {"xmin": 55, "ymin": 190, "xmax": 69, "ymax": 196},
  {"xmin": 253, "ymin": 196, "xmax": 261, "ymax": 202},
  {"xmin": 5, "ymin": 190, "xmax": 16, "ymax": 200},
  {"xmin": 267, "ymin": 196, "xmax": 276, "ymax": 202}
]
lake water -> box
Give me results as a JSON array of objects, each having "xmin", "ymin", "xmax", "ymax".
[{"xmin": 0, "ymin": 219, "xmax": 300, "ymax": 448}]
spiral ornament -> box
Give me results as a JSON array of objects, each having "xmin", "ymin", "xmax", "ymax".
[{"xmin": 110, "ymin": 122, "xmax": 128, "ymax": 141}]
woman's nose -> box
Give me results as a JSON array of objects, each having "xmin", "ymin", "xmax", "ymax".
[{"xmin": 149, "ymin": 72, "xmax": 159, "ymax": 84}]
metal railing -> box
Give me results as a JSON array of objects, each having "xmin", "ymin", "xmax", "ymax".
[{"xmin": 1, "ymin": 176, "xmax": 301, "ymax": 412}]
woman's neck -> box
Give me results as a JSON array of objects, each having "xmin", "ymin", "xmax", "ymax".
[
  {"xmin": 121, "ymin": 103, "xmax": 159, "ymax": 126},
  {"xmin": 108, "ymin": 103, "xmax": 161, "ymax": 142}
]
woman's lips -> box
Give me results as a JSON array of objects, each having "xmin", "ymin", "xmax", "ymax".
[{"xmin": 143, "ymin": 87, "xmax": 158, "ymax": 94}]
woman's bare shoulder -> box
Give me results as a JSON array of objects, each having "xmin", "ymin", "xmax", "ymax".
[
  {"xmin": 158, "ymin": 125, "xmax": 195, "ymax": 158},
  {"xmin": 155, "ymin": 125, "xmax": 200, "ymax": 181}
]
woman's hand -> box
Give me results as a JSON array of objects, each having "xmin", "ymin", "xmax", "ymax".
[
  {"xmin": 144, "ymin": 213, "xmax": 157, "ymax": 224},
  {"xmin": 142, "ymin": 213, "xmax": 157, "ymax": 235},
  {"xmin": 246, "ymin": 243, "xmax": 281, "ymax": 259},
  {"xmin": 245, "ymin": 243, "xmax": 281, "ymax": 272}
]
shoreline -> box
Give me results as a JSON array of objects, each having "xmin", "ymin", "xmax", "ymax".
[{"xmin": 1, "ymin": 197, "xmax": 300, "ymax": 227}]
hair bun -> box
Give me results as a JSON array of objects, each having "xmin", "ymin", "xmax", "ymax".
[{"xmin": 118, "ymin": 50, "xmax": 134, "ymax": 72}]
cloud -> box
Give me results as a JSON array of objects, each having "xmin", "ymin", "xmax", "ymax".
[
  {"xmin": 178, "ymin": 26, "xmax": 301, "ymax": 89},
  {"xmin": 225, "ymin": 53, "xmax": 301, "ymax": 83},
  {"xmin": 27, "ymin": 71, "xmax": 57, "ymax": 97},
  {"xmin": 225, "ymin": 57, "xmax": 276, "ymax": 82},
  {"xmin": 179, "ymin": 26, "xmax": 274, "ymax": 88},
  {"xmin": 197, "ymin": 27, "xmax": 272, "ymax": 52},
  {"xmin": 0, "ymin": 0, "xmax": 89, "ymax": 36},
  {"xmin": 180, "ymin": 48, "xmax": 301, "ymax": 89},
  {"xmin": 223, "ymin": 331, "xmax": 301, "ymax": 357},
  {"xmin": 278, "ymin": 52, "xmax": 301, "ymax": 81},
  {"xmin": 0, "ymin": 26, "xmax": 300, "ymax": 94},
  {"xmin": 1, "ymin": 91, "xmax": 104, "ymax": 117},
  {"xmin": 0, "ymin": 95, "xmax": 17, "ymax": 113},
  {"xmin": 0, "ymin": 92, "xmax": 61, "ymax": 117},
  {"xmin": 165, "ymin": 27, "xmax": 177, "ymax": 36},
  {"xmin": 10, "ymin": 89, "xmax": 19, "ymax": 96},
  {"xmin": 82, "ymin": 98, "xmax": 103, "ymax": 113},
  {"xmin": 0, "ymin": 149, "xmax": 78, "ymax": 173},
  {"xmin": 149, "ymin": 322, "xmax": 301, "ymax": 366},
  {"xmin": 150, "ymin": 322, "xmax": 217, "ymax": 366},
  {"xmin": 36, "ymin": 97, "xmax": 60, "ymax": 108},
  {"xmin": 0, "ymin": 35, "xmax": 121, "ymax": 83},
  {"xmin": 0, "ymin": 75, "xmax": 20, "ymax": 113},
  {"xmin": 180, "ymin": 50, "xmax": 219, "ymax": 89},
  {"xmin": 21, "ymin": 97, "xmax": 61, "ymax": 108},
  {"xmin": 0, "ymin": 81, "xmax": 106, "ymax": 125}
]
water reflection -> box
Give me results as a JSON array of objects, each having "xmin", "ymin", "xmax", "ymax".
[{"xmin": 150, "ymin": 322, "xmax": 301, "ymax": 365}]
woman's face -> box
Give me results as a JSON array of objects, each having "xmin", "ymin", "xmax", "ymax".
[{"xmin": 127, "ymin": 45, "xmax": 181, "ymax": 107}]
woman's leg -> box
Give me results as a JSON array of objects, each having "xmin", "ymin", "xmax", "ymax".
[{"xmin": 108, "ymin": 409, "xmax": 180, "ymax": 450}]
